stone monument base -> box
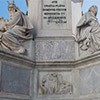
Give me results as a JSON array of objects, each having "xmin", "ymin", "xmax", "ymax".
[
  {"xmin": 0, "ymin": 49, "xmax": 34, "ymax": 100},
  {"xmin": 0, "ymin": 49, "xmax": 100, "ymax": 100}
]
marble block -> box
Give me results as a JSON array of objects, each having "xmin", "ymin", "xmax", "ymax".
[
  {"xmin": 35, "ymin": 39, "xmax": 75, "ymax": 61},
  {"xmin": 1, "ymin": 62, "xmax": 31, "ymax": 95},
  {"xmin": 79, "ymin": 64, "xmax": 100, "ymax": 95}
]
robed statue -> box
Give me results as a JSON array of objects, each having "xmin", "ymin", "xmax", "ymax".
[
  {"xmin": 0, "ymin": 0, "xmax": 33, "ymax": 54},
  {"xmin": 76, "ymin": 5, "xmax": 100, "ymax": 54}
]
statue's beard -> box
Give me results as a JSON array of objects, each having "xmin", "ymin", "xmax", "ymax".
[{"xmin": 9, "ymin": 10, "xmax": 15, "ymax": 20}]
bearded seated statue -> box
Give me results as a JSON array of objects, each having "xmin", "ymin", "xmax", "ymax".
[
  {"xmin": 76, "ymin": 5, "xmax": 100, "ymax": 54},
  {"xmin": 0, "ymin": 1, "xmax": 34, "ymax": 55}
]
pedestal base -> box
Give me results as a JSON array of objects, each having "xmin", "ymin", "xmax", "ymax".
[{"xmin": 0, "ymin": 49, "xmax": 100, "ymax": 100}]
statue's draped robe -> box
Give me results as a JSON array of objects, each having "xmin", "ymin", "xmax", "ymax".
[
  {"xmin": 0, "ymin": 11, "xmax": 33, "ymax": 53},
  {"xmin": 76, "ymin": 12, "xmax": 100, "ymax": 53}
]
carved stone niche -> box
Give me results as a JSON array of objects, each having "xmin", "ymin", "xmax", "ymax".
[{"xmin": 38, "ymin": 72, "xmax": 73, "ymax": 95}]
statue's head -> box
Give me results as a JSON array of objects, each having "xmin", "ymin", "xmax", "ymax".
[
  {"xmin": 88, "ymin": 5, "xmax": 98, "ymax": 16},
  {"xmin": 7, "ymin": 0, "xmax": 19, "ymax": 12},
  {"xmin": 7, "ymin": 0, "xmax": 21, "ymax": 19}
]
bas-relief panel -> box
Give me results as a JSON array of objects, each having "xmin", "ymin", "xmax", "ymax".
[
  {"xmin": 35, "ymin": 40, "xmax": 75, "ymax": 61},
  {"xmin": 38, "ymin": 71, "xmax": 73, "ymax": 95},
  {"xmin": 79, "ymin": 65, "xmax": 100, "ymax": 95}
]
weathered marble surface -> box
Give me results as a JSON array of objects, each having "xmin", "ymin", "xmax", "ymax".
[
  {"xmin": 28, "ymin": 0, "xmax": 72, "ymax": 38},
  {"xmin": 0, "ymin": 49, "xmax": 33, "ymax": 100},
  {"xmin": 79, "ymin": 64, "xmax": 100, "ymax": 95},
  {"xmin": 1, "ymin": 47, "xmax": 100, "ymax": 100},
  {"xmin": 1, "ymin": 0, "xmax": 100, "ymax": 100},
  {"xmin": 1, "ymin": 62, "xmax": 31, "ymax": 95},
  {"xmin": 35, "ymin": 38, "xmax": 75, "ymax": 61}
]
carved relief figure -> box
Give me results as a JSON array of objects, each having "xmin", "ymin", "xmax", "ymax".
[
  {"xmin": 39, "ymin": 78, "xmax": 48, "ymax": 94},
  {"xmin": 76, "ymin": 5, "xmax": 100, "ymax": 53},
  {"xmin": 48, "ymin": 73, "xmax": 59, "ymax": 94},
  {"xmin": 58, "ymin": 81, "xmax": 73, "ymax": 94},
  {"xmin": 39, "ymin": 72, "xmax": 73, "ymax": 95},
  {"xmin": 0, "ymin": 1, "xmax": 33, "ymax": 54}
]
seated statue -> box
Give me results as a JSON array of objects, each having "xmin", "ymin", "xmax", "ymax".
[
  {"xmin": 0, "ymin": 1, "xmax": 33, "ymax": 54},
  {"xmin": 76, "ymin": 5, "xmax": 100, "ymax": 54}
]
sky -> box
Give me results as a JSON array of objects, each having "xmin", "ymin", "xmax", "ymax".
[
  {"xmin": 0, "ymin": 0, "xmax": 27, "ymax": 19},
  {"xmin": 82, "ymin": 0, "xmax": 100, "ymax": 22},
  {"xmin": 0, "ymin": 0, "xmax": 100, "ymax": 21}
]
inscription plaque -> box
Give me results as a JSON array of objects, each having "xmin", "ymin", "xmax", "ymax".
[{"xmin": 42, "ymin": 0, "xmax": 67, "ymax": 29}]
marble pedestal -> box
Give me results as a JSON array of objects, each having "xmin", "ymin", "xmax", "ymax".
[
  {"xmin": 0, "ymin": 49, "xmax": 34, "ymax": 100},
  {"xmin": 0, "ymin": 49, "xmax": 100, "ymax": 100},
  {"xmin": 0, "ymin": 0, "xmax": 99, "ymax": 100}
]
